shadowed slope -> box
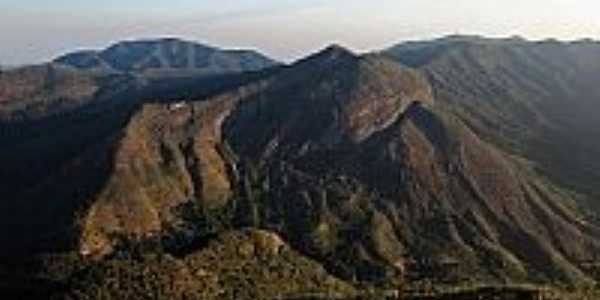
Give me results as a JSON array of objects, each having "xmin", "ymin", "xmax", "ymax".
[
  {"xmin": 53, "ymin": 230, "xmax": 354, "ymax": 300},
  {"xmin": 385, "ymin": 36, "xmax": 600, "ymax": 202}
]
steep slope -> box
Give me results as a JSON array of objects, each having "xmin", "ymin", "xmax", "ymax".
[
  {"xmin": 0, "ymin": 63, "xmax": 119, "ymax": 121},
  {"xmin": 225, "ymin": 45, "xmax": 433, "ymax": 159},
  {"xmin": 0, "ymin": 61, "xmax": 279, "ymax": 259},
  {"xmin": 65, "ymin": 45, "xmax": 600, "ymax": 286},
  {"xmin": 0, "ymin": 40, "xmax": 277, "ymax": 212},
  {"xmin": 55, "ymin": 38, "xmax": 278, "ymax": 76},
  {"xmin": 5, "ymin": 41, "xmax": 600, "ymax": 299},
  {"xmin": 69, "ymin": 47, "xmax": 433, "ymax": 280},
  {"xmin": 351, "ymin": 104, "xmax": 600, "ymax": 282},
  {"xmin": 385, "ymin": 36, "xmax": 600, "ymax": 203},
  {"xmin": 0, "ymin": 64, "xmax": 144, "ymax": 217},
  {"xmin": 222, "ymin": 46, "xmax": 600, "ymax": 283},
  {"xmin": 77, "ymin": 82, "xmax": 270, "ymax": 257}
]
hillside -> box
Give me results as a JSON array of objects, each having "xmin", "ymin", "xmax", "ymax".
[
  {"xmin": 46, "ymin": 45, "xmax": 600, "ymax": 287},
  {"xmin": 0, "ymin": 63, "xmax": 129, "ymax": 121},
  {"xmin": 0, "ymin": 45, "xmax": 279, "ymax": 258},
  {"xmin": 3, "ymin": 37, "xmax": 600, "ymax": 299},
  {"xmin": 222, "ymin": 45, "xmax": 600, "ymax": 283},
  {"xmin": 385, "ymin": 36, "xmax": 600, "ymax": 204}
]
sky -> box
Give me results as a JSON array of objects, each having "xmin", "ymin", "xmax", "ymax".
[{"xmin": 2, "ymin": 0, "xmax": 600, "ymax": 65}]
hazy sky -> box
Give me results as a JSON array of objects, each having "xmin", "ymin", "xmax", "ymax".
[{"xmin": 2, "ymin": 0, "xmax": 600, "ymax": 65}]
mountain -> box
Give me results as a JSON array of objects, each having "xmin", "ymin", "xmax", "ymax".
[
  {"xmin": 20, "ymin": 44, "xmax": 596, "ymax": 285},
  {"xmin": 385, "ymin": 35, "xmax": 600, "ymax": 208},
  {"xmin": 0, "ymin": 63, "xmax": 147, "ymax": 212},
  {"xmin": 0, "ymin": 43, "xmax": 279, "ymax": 262},
  {"xmin": 225, "ymin": 45, "xmax": 433, "ymax": 156},
  {"xmin": 2, "ymin": 38, "xmax": 278, "ymax": 123},
  {"xmin": 221, "ymin": 45, "xmax": 600, "ymax": 283},
  {"xmin": 54, "ymin": 38, "xmax": 278, "ymax": 76},
  {"xmin": 0, "ymin": 38, "xmax": 278, "ymax": 202},
  {"xmin": 0, "ymin": 63, "xmax": 143, "ymax": 122},
  {"xmin": 4, "ymin": 38, "xmax": 600, "ymax": 298},
  {"xmin": 75, "ymin": 47, "xmax": 435, "ymax": 278}
]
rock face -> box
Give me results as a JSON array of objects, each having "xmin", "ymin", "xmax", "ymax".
[{"xmin": 80, "ymin": 104, "xmax": 196, "ymax": 257}]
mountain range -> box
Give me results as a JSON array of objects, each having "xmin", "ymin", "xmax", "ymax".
[
  {"xmin": 2, "ymin": 36, "xmax": 600, "ymax": 299},
  {"xmin": 54, "ymin": 38, "xmax": 277, "ymax": 76}
]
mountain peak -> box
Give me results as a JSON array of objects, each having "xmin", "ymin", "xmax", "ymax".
[
  {"xmin": 319, "ymin": 44, "xmax": 356, "ymax": 58},
  {"xmin": 322, "ymin": 44, "xmax": 355, "ymax": 54},
  {"xmin": 299, "ymin": 44, "xmax": 357, "ymax": 65},
  {"xmin": 54, "ymin": 38, "xmax": 278, "ymax": 74}
]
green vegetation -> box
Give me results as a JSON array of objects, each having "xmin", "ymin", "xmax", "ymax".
[{"xmin": 32, "ymin": 230, "xmax": 355, "ymax": 300}]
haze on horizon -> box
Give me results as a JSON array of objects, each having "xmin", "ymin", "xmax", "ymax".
[{"xmin": 1, "ymin": 0, "xmax": 600, "ymax": 65}]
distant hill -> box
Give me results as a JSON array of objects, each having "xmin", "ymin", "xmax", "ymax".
[
  {"xmin": 0, "ymin": 63, "xmax": 141, "ymax": 122},
  {"xmin": 0, "ymin": 64, "xmax": 20, "ymax": 71},
  {"xmin": 54, "ymin": 38, "xmax": 279, "ymax": 76},
  {"xmin": 385, "ymin": 35, "xmax": 600, "ymax": 205}
]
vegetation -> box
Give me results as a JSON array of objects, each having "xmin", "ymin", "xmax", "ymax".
[
  {"xmin": 4, "ymin": 36, "xmax": 600, "ymax": 299},
  {"xmin": 28, "ymin": 230, "xmax": 354, "ymax": 300}
]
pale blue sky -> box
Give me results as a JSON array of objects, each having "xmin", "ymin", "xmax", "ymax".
[{"xmin": 1, "ymin": 0, "xmax": 600, "ymax": 65}]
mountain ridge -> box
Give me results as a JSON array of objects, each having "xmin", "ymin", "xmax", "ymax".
[
  {"xmin": 54, "ymin": 38, "xmax": 279, "ymax": 76},
  {"xmin": 3, "ymin": 37, "xmax": 600, "ymax": 299},
  {"xmin": 51, "ymin": 45, "xmax": 600, "ymax": 286},
  {"xmin": 384, "ymin": 36, "xmax": 600, "ymax": 202}
]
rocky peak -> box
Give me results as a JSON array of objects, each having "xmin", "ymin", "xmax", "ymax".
[
  {"xmin": 319, "ymin": 44, "xmax": 356, "ymax": 59},
  {"xmin": 295, "ymin": 44, "xmax": 358, "ymax": 69}
]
